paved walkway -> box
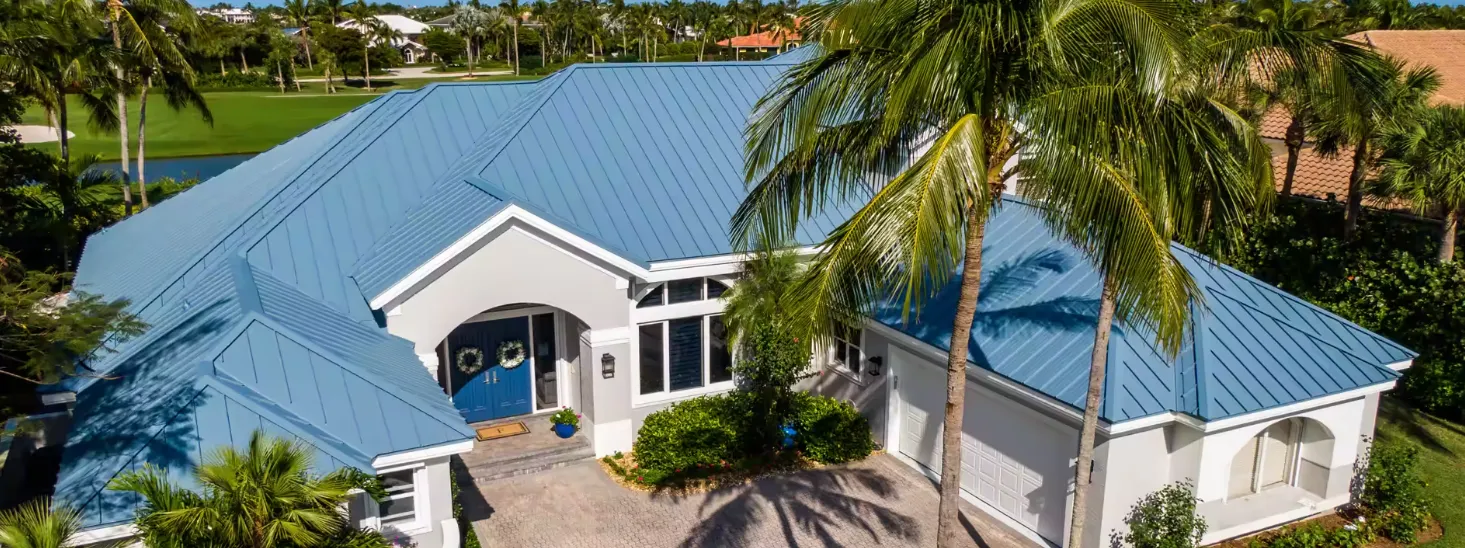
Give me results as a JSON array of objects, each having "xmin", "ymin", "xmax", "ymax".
[{"xmin": 459, "ymin": 453, "xmax": 1037, "ymax": 548}]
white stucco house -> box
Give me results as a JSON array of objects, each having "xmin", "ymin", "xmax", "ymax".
[
  {"xmin": 339, "ymin": 14, "xmax": 431, "ymax": 64},
  {"xmin": 49, "ymin": 48, "xmax": 1413, "ymax": 548}
]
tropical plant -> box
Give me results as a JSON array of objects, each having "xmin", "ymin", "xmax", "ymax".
[
  {"xmin": 451, "ymin": 4, "xmax": 492, "ymax": 75},
  {"xmin": 110, "ymin": 430, "xmax": 389, "ymax": 548},
  {"xmin": 1313, "ymin": 56, "xmax": 1441, "ymax": 239},
  {"xmin": 501, "ymin": 0, "xmax": 523, "ymax": 73},
  {"xmin": 118, "ymin": 2, "xmax": 211, "ymax": 203},
  {"xmin": 346, "ymin": 1, "xmax": 378, "ymax": 89},
  {"xmin": 732, "ymin": 0, "xmax": 1274, "ymax": 544},
  {"xmin": 0, "ymin": 498, "xmax": 81, "ymax": 548},
  {"xmin": 1374, "ymin": 104, "xmax": 1465, "ymax": 262},
  {"xmin": 284, "ymin": 0, "xmax": 315, "ymax": 69},
  {"xmin": 1111, "ymin": 482, "xmax": 1207, "ymax": 548},
  {"xmin": 0, "ymin": 252, "xmax": 145, "ymax": 385}
]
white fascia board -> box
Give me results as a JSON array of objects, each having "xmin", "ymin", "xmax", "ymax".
[
  {"xmin": 68, "ymin": 523, "xmax": 139, "ymax": 545},
  {"xmin": 1387, "ymin": 359, "xmax": 1413, "ymax": 371},
  {"xmin": 372, "ymin": 439, "xmax": 474, "ymax": 470},
  {"xmin": 369, "ymin": 204, "xmax": 646, "ymax": 310},
  {"xmin": 1193, "ymin": 382, "xmax": 1395, "ymax": 433},
  {"xmin": 643, "ymin": 245, "xmax": 821, "ymax": 281}
]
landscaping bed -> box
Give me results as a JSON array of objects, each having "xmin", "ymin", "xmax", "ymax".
[
  {"xmin": 599, "ymin": 449, "xmax": 827, "ymax": 494},
  {"xmin": 1211, "ymin": 509, "xmax": 1442, "ymax": 548}
]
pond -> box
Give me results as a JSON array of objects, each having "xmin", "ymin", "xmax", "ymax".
[{"xmin": 93, "ymin": 153, "xmax": 255, "ymax": 183}]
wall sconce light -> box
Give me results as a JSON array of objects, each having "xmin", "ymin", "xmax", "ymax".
[
  {"xmin": 867, "ymin": 356, "xmax": 883, "ymax": 376},
  {"xmin": 601, "ymin": 353, "xmax": 615, "ymax": 379}
]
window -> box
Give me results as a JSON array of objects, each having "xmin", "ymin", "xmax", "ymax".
[
  {"xmin": 1227, "ymin": 419, "xmax": 1300, "ymax": 498},
  {"xmin": 377, "ymin": 469, "xmax": 417, "ymax": 526},
  {"xmin": 637, "ymin": 315, "xmax": 734, "ymax": 395},
  {"xmin": 635, "ymin": 278, "xmax": 732, "ymax": 308},
  {"xmin": 831, "ymin": 325, "xmax": 863, "ymax": 375}
]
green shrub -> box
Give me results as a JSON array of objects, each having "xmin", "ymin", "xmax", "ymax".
[
  {"xmin": 1112, "ymin": 482, "xmax": 1206, "ymax": 548},
  {"xmin": 633, "ymin": 395, "xmax": 746, "ymax": 473},
  {"xmin": 1248, "ymin": 523, "xmax": 1372, "ymax": 548},
  {"xmin": 791, "ymin": 393, "xmax": 874, "ymax": 464},
  {"xmin": 1361, "ymin": 440, "xmax": 1431, "ymax": 542},
  {"xmin": 197, "ymin": 70, "xmax": 278, "ymax": 90}
]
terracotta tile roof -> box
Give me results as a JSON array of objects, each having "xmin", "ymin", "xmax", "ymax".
[
  {"xmin": 1348, "ymin": 30, "xmax": 1465, "ymax": 105},
  {"xmin": 717, "ymin": 19, "xmax": 802, "ymax": 48},
  {"xmin": 1259, "ymin": 108, "xmax": 1292, "ymax": 140},
  {"xmin": 1270, "ymin": 147, "xmax": 1406, "ymax": 208}
]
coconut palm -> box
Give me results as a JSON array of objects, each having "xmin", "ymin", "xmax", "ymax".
[
  {"xmin": 109, "ymin": 430, "xmax": 375, "ymax": 548},
  {"xmin": 733, "ymin": 1, "xmax": 1269, "ymax": 545},
  {"xmin": 501, "ymin": 0, "xmax": 522, "ymax": 74},
  {"xmin": 0, "ymin": 0, "xmax": 119, "ymax": 166},
  {"xmin": 321, "ymin": 0, "xmax": 346, "ymax": 24},
  {"xmin": 113, "ymin": 0, "xmax": 207, "ymax": 209},
  {"xmin": 346, "ymin": 1, "xmax": 378, "ymax": 90},
  {"xmin": 284, "ymin": 0, "xmax": 315, "ymax": 70},
  {"xmin": 1313, "ymin": 56, "xmax": 1441, "ymax": 240},
  {"xmin": 1374, "ymin": 104, "xmax": 1465, "ymax": 262},
  {"xmin": 451, "ymin": 4, "xmax": 491, "ymax": 76},
  {"xmin": 0, "ymin": 498, "xmax": 81, "ymax": 548}
]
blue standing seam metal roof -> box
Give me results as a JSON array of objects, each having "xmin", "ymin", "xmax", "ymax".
[
  {"xmin": 54, "ymin": 259, "xmax": 472, "ymax": 529},
  {"xmin": 352, "ymin": 61, "xmax": 865, "ymax": 301},
  {"xmin": 874, "ymin": 198, "xmax": 1414, "ymax": 423}
]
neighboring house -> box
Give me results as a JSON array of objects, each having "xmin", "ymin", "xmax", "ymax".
[
  {"xmin": 52, "ymin": 54, "xmax": 1412, "ymax": 548},
  {"xmin": 1263, "ymin": 29, "xmax": 1465, "ymax": 206},
  {"xmin": 196, "ymin": 7, "xmax": 255, "ymax": 24},
  {"xmin": 340, "ymin": 14, "xmax": 432, "ymax": 64},
  {"xmin": 716, "ymin": 19, "xmax": 802, "ymax": 55}
]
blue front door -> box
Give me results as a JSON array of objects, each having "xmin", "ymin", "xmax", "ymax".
[{"xmin": 447, "ymin": 317, "xmax": 534, "ymax": 423}]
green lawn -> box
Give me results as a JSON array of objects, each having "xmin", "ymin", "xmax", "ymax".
[
  {"xmin": 21, "ymin": 75, "xmax": 540, "ymax": 161},
  {"xmin": 1376, "ymin": 398, "xmax": 1465, "ymax": 547}
]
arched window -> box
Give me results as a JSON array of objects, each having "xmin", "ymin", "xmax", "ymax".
[{"xmin": 1226, "ymin": 418, "xmax": 1335, "ymax": 499}]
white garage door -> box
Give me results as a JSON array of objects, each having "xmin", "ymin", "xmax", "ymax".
[{"xmin": 897, "ymin": 354, "xmax": 1071, "ymax": 544}]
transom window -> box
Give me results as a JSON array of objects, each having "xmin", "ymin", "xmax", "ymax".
[
  {"xmin": 377, "ymin": 469, "xmax": 418, "ymax": 526},
  {"xmin": 638, "ymin": 314, "xmax": 733, "ymax": 395},
  {"xmin": 831, "ymin": 325, "xmax": 863, "ymax": 375},
  {"xmin": 637, "ymin": 278, "xmax": 731, "ymax": 308}
]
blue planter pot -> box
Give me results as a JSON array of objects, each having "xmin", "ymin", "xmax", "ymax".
[{"xmin": 552, "ymin": 423, "xmax": 576, "ymax": 438}]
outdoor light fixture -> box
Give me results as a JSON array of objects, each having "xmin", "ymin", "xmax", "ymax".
[
  {"xmin": 867, "ymin": 356, "xmax": 884, "ymax": 376},
  {"xmin": 601, "ymin": 353, "xmax": 615, "ymax": 378}
]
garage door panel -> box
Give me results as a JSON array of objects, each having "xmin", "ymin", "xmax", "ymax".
[{"xmin": 898, "ymin": 361, "xmax": 945, "ymax": 471}]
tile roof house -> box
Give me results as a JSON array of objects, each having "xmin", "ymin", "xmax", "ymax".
[
  {"xmin": 55, "ymin": 55, "xmax": 1412, "ymax": 548},
  {"xmin": 1263, "ymin": 30, "xmax": 1465, "ymax": 207},
  {"xmin": 716, "ymin": 18, "xmax": 802, "ymax": 52}
]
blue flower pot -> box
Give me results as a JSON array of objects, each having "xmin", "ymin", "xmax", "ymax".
[{"xmin": 552, "ymin": 423, "xmax": 576, "ymax": 438}]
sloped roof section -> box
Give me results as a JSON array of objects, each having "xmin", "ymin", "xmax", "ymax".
[
  {"xmin": 874, "ymin": 199, "xmax": 1413, "ymax": 423},
  {"xmin": 54, "ymin": 260, "xmax": 472, "ymax": 528},
  {"xmin": 355, "ymin": 61, "xmax": 862, "ymax": 302}
]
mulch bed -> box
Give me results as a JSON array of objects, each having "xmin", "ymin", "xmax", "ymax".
[
  {"xmin": 1210, "ymin": 508, "xmax": 1443, "ymax": 548},
  {"xmin": 599, "ymin": 451, "xmax": 884, "ymax": 496}
]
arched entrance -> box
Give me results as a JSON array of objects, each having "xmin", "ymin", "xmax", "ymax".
[
  {"xmin": 1226, "ymin": 417, "xmax": 1336, "ymax": 499},
  {"xmin": 442, "ymin": 304, "xmax": 570, "ymax": 423}
]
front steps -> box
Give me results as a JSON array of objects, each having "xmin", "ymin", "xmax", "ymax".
[{"xmin": 459, "ymin": 414, "xmax": 596, "ymax": 484}]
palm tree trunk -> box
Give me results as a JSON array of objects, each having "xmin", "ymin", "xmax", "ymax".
[
  {"xmin": 363, "ymin": 46, "xmax": 373, "ymax": 90},
  {"xmin": 48, "ymin": 108, "xmax": 61, "ymax": 155},
  {"xmin": 468, "ymin": 38, "xmax": 476, "ymax": 76},
  {"xmin": 240, "ymin": 48, "xmax": 249, "ymax": 71},
  {"xmin": 137, "ymin": 79, "xmax": 149, "ymax": 209},
  {"xmin": 325, "ymin": 64, "xmax": 334, "ymax": 93},
  {"xmin": 303, "ymin": 31, "xmax": 314, "ymax": 70},
  {"xmin": 291, "ymin": 61, "xmax": 301, "ymax": 92},
  {"xmin": 1065, "ymin": 275, "xmax": 1118, "ymax": 548},
  {"xmin": 277, "ymin": 61, "xmax": 286, "ymax": 93},
  {"xmin": 108, "ymin": 9, "xmax": 133, "ymax": 216},
  {"xmin": 1344, "ymin": 139, "xmax": 1369, "ymax": 240},
  {"xmin": 56, "ymin": 88, "xmax": 70, "ymax": 166},
  {"xmin": 513, "ymin": 21, "xmax": 521, "ymax": 75},
  {"xmin": 1281, "ymin": 117, "xmax": 1305, "ymax": 197},
  {"xmin": 934, "ymin": 208, "xmax": 988, "ymax": 547},
  {"xmin": 220, "ymin": 59, "xmax": 227, "ymax": 76},
  {"xmin": 1442, "ymin": 208, "xmax": 1459, "ymax": 263}
]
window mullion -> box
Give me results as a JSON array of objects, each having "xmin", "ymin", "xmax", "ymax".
[{"xmin": 662, "ymin": 321, "xmax": 670, "ymax": 393}]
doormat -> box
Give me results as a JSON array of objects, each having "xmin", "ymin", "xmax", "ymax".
[{"xmin": 476, "ymin": 422, "xmax": 530, "ymax": 441}]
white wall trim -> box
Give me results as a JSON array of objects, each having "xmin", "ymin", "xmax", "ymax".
[
  {"xmin": 68, "ymin": 523, "xmax": 138, "ymax": 545},
  {"xmin": 370, "ymin": 204, "xmax": 643, "ymax": 310},
  {"xmin": 588, "ymin": 327, "xmax": 630, "ymax": 346},
  {"xmin": 630, "ymin": 299, "xmax": 725, "ymax": 324},
  {"xmin": 463, "ymin": 306, "xmax": 558, "ymax": 324},
  {"xmin": 1387, "ymin": 359, "xmax": 1414, "ymax": 372},
  {"xmin": 646, "ymin": 245, "xmax": 820, "ymax": 273},
  {"xmin": 371, "ymin": 439, "xmax": 474, "ymax": 469}
]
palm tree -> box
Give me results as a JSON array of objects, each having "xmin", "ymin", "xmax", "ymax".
[
  {"xmin": 115, "ymin": 0, "xmax": 205, "ymax": 210},
  {"xmin": 322, "ymin": 0, "xmax": 346, "ymax": 24},
  {"xmin": 1375, "ymin": 104, "xmax": 1465, "ymax": 262},
  {"xmin": 346, "ymin": 1, "xmax": 378, "ymax": 90},
  {"xmin": 734, "ymin": 1, "xmax": 1196, "ymax": 545},
  {"xmin": 284, "ymin": 0, "xmax": 315, "ymax": 70},
  {"xmin": 501, "ymin": 0, "xmax": 522, "ymax": 74},
  {"xmin": 39, "ymin": 154, "xmax": 125, "ymax": 269},
  {"xmin": 1314, "ymin": 56, "xmax": 1440, "ymax": 239},
  {"xmin": 109, "ymin": 430, "xmax": 371, "ymax": 548},
  {"xmin": 0, "ymin": 0, "xmax": 118, "ymax": 167},
  {"xmin": 452, "ymin": 4, "xmax": 490, "ymax": 76},
  {"xmin": 0, "ymin": 498, "xmax": 81, "ymax": 548}
]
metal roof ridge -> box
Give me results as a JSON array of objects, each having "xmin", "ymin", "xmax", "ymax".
[
  {"xmin": 90, "ymin": 97, "xmax": 395, "ymax": 325},
  {"xmin": 243, "ymin": 303, "xmax": 474, "ymax": 437},
  {"xmin": 198, "ymin": 370, "xmax": 377, "ymax": 468},
  {"xmin": 1201, "ymin": 287, "xmax": 1405, "ymax": 369}
]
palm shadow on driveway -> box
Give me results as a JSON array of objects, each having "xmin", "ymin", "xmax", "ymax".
[{"xmin": 655, "ymin": 464, "xmax": 920, "ymax": 548}]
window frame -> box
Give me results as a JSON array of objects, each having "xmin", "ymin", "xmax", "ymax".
[
  {"xmin": 361, "ymin": 464, "xmax": 431, "ymax": 535},
  {"xmin": 632, "ymin": 277, "xmax": 733, "ymax": 311},
  {"xmin": 1227, "ymin": 418, "xmax": 1303, "ymax": 500},
  {"xmin": 826, "ymin": 326, "xmax": 865, "ymax": 382},
  {"xmin": 632, "ymin": 313, "xmax": 735, "ymax": 406}
]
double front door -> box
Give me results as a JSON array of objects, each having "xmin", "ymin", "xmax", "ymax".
[{"xmin": 447, "ymin": 316, "xmax": 535, "ymax": 423}]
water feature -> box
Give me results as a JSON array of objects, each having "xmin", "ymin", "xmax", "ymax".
[{"xmin": 93, "ymin": 153, "xmax": 255, "ymax": 183}]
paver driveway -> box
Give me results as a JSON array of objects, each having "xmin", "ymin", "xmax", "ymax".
[{"xmin": 458, "ymin": 453, "xmax": 1038, "ymax": 548}]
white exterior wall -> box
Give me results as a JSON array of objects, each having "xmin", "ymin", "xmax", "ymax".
[
  {"xmin": 1192, "ymin": 397, "xmax": 1367, "ymax": 503},
  {"xmin": 1093, "ymin": 426, "xmax": 1173, "ymax": 548}
]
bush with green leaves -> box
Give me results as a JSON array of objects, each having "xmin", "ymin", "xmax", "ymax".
[
  {"xmin": 1246, "ymin": 523, "xmax": 1372, "ymax": 548},
  {"xmin": 791, "ymin": 392, "xmax": 874, "ymax": 464},
  {"xmin": 731, "ymin": 317, "xmax": 813, "ymax": 452},
  {"xmin": 1110, "ymin": 482, "xmax": 1206, "ymax": 548},
  {"xmin": 1361, "ymin": 440, "xmax": 1432, "ymax": 543},
  {"xmin": 633, "ymin": 394, "xmax": 749, "ymax": 473}
]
